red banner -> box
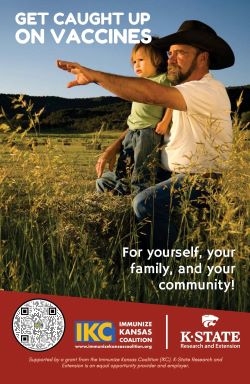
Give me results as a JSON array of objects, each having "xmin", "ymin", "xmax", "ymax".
[{"xmin": 0, "ymin": 291, "xmax": 248, "ymax": 383}]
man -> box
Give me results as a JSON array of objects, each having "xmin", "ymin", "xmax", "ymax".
[{"xmin": 57, "ymin": 20, "xmax": 234, "ymax": 250}]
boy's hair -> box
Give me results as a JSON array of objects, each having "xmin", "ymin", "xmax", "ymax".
[{"xmin": 131, "ymin": 37, "xmax": 167, "ymax": 74}]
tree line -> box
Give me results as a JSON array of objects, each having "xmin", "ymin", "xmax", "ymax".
[{"xmin": 0, "ymin": 85, "xmax": 249, "ymax": 133}]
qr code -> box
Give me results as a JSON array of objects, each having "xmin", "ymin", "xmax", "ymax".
[{"xmin": 12, "ymin": 299, "xmax": 65, "ymax": 351}]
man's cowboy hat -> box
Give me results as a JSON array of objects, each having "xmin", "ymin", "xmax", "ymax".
[{"xmin": 153, "ymin": 20, "xmax": 235, "ymax": 69}]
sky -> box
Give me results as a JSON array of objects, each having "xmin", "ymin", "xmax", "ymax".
[{"xmin": 1, "ymin": 0, "xmax": 249, "ymax": 99}]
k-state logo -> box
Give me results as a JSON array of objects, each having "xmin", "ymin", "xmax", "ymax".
[
  {"xmin": 202, "ymin": 315, "xmax": 219, "ymax": 328},
  {"xmin": 180, "ymin": 313, "xmax": 240, "ymax": 346},
  {"xmin": 75, "ymin": 321, "xmax": 115, "ymax": 342}
]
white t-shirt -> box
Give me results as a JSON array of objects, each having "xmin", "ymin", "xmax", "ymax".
[{"xmin": 161, "ymin": 73, "xmax": 232, "ymax": 173}]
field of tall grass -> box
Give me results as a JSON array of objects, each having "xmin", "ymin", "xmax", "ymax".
[{"xmin": 0, "ymin": 96, "xmax": 249, "ymax": 311}]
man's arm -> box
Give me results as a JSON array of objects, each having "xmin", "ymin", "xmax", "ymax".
[{"xmin": 57, "ymin": 60, "xmax": 187, "ymax": 111}]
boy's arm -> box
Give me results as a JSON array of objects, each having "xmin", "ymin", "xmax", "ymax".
[
  {"xmin": 155, "ymin": 108, "xmax": 173, "ymax": 135},
  {"xmin": 96, "ymin": 129, "xmax": 128, "ymax": 178}
]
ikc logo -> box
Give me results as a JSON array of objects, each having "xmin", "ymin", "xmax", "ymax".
[
  {"xmin": 202, "ymin": 315, "xmax": 219, "ymax": 328},
  {"xmin": 75, "ymin": 321, "xmax": 116, "ymax": 342}
]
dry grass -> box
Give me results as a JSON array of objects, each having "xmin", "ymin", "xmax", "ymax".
[{"xmin": 0, "ymin": 96, "xmax": 249, "ymax": 310}]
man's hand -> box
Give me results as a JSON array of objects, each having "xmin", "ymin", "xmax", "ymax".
[
  {"xmin": 57, "ymin": 60, "xmax": 94, "ymax": 88},
  {"xmin": 96, "ymin": 149, "xmax": 117, "ymax": 178},
  {"xmin": 95, "ymin": 130, "xmax": 128, "ymax": 178}
]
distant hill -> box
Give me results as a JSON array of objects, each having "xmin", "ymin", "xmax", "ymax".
[
  {"xmin": 0, "ymin": 94, "xmax": 126, "ymax": 114},
  {"xmin": 0, "ymin": 94, "xmax": 131, "ymax": 133},
  {"xmin": 0, "ymin": 85, "xmax": 249, "ymax": 133}
]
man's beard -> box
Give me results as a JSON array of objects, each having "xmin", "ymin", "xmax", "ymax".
[{"xmin": 167, "ymin": 56, "xmax": 198, "ymax": 85}]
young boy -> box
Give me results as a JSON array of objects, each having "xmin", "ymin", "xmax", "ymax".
[{"xmin": 96, "ymin": 38, "xmax": 172, "ymax": 195}]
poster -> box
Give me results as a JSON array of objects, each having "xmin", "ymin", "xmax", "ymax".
[{"xmin": 0, "ymin": 1, "xmax": 249, "ymax": 382}]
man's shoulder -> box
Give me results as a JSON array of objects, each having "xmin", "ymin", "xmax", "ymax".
[
  {"xmin": 177, "ymin": 73, "xmax": 225, "ymax": 90},
  {"xmin": 175, "ymin": 73, "xmax": 230, "ymax": 112},
  {"xmin": 199, "ymin": 73, "xmax": 226, "ymax": 89},
  {"xmin": 175, "ymin": 74, "xmax": 228, "ymax": 98}
]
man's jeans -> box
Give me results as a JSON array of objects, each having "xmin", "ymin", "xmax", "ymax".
[
  {"xmin": 132, "ymin": 173, "xmax": 211, "ymax": 251},
  {"xmin": 96, "ymin": 128, "xmax": 161, "ymax": 195}
]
